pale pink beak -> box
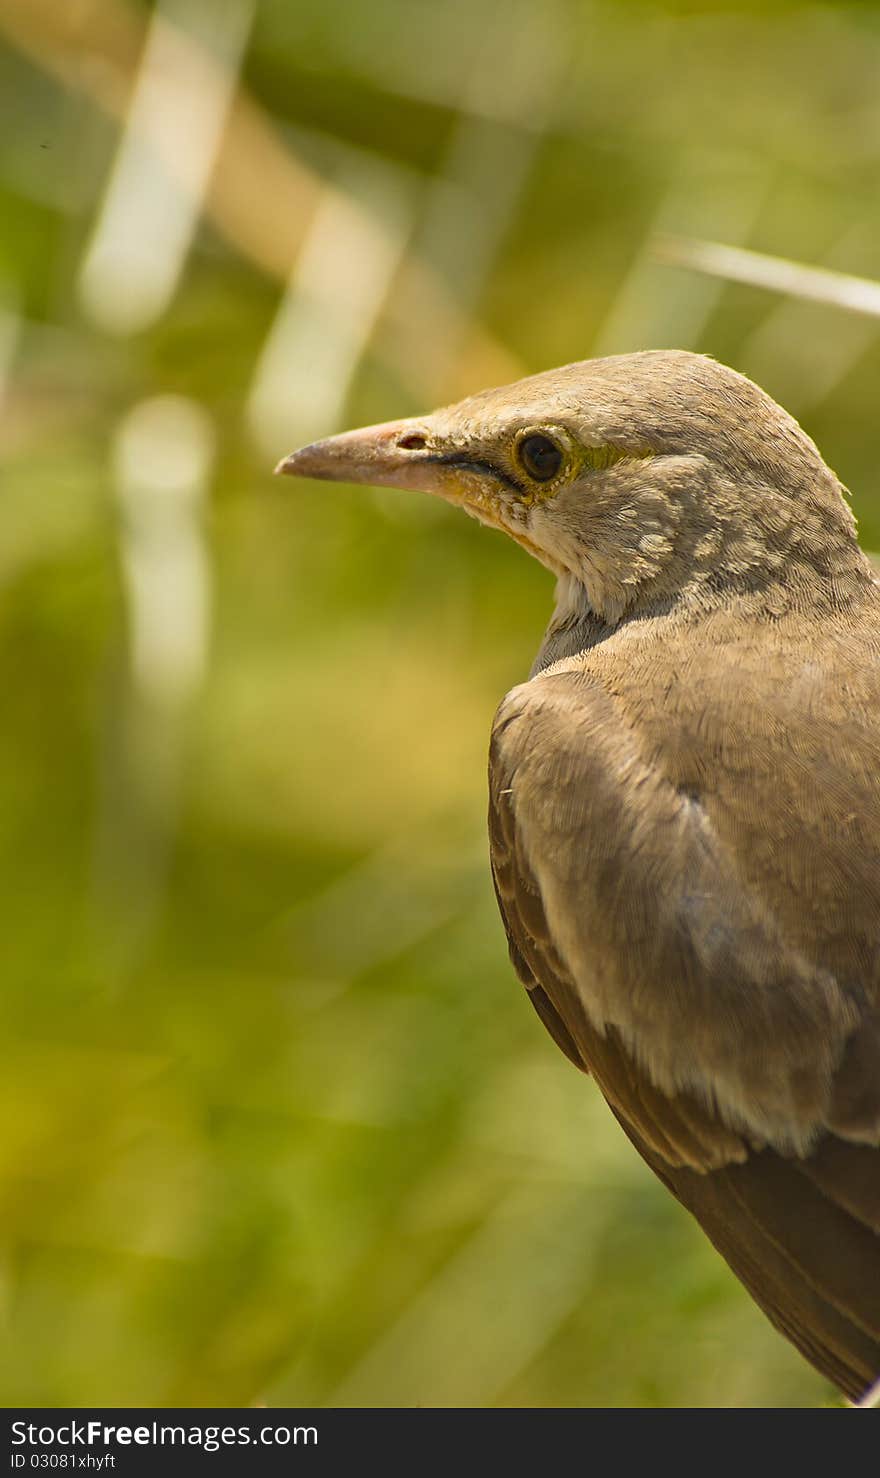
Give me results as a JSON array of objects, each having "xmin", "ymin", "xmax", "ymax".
[{"xmin": 275, "ymin": 418, "xmax": 448, "ymax": 494}]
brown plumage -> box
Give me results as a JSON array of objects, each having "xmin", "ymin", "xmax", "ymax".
[{"xmin": 278, "ymin": 350, "xmax": 880, "ymax": 1402}]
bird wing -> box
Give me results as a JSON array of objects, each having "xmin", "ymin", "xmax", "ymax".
[{"xmin": 488, "ymin": 663, "xmax": 880, "ymax": 1399}]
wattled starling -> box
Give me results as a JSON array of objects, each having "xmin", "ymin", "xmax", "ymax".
[{"xmin": 278, "ymin": 351, "xmax": 880, "ymax": 1402}]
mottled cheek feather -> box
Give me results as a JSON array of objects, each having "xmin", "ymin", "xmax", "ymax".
[{"xmin": 443, "ymin": 473, "xmax": 565, "ymax": 570}]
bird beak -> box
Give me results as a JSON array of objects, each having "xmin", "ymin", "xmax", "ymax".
[
  {"xmin": 276, "ymin": 414, "xmax": 563, "ymax": 573},
  {"xmin": 275, "ymin": 418, "xmax": 452, "ymax": 498}
]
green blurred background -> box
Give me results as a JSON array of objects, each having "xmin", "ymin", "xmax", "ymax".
[{"xmin": 2, "ymin": 0, "xmax": 879, "ymax": 1408}]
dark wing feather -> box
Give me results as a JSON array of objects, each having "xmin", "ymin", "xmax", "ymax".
[
  {"xmin": 630, "ymin": 1128, "xmax": 880, "ymax": 1402},
  {"xmin": 488, "ymin": 664, "xmax": 880, "ymax": 1401}
]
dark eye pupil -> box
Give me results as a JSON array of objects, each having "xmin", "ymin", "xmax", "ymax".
[{"xmin": 519, "ymin": 434, "xmax": 562, "ymax": 481}]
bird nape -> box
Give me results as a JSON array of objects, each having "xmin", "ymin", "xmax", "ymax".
[{"xmin": 277, "ymin": 349, "xmax": 880, "ymax": 1404}]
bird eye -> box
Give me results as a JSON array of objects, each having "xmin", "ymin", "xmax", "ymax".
[{"xmin": 517, "ymin": 433, "xmax": 563, "ymax": 482}]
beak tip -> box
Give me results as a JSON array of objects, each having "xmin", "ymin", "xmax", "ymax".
[
  {"xmin": 274, "ymin": 440, "xmax": 341, "ymax": 479},
  {"xmin": 271, "ymin": 419, "xmax": 438, "ymax": 488},
  {"xmin": 274, "ymin": 452, "xmax": 299, "ymax": 477}
]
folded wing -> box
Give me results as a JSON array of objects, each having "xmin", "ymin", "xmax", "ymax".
[{"xmin": 489, "ymin": 663, "xmax": 880, "ymax": 1400}]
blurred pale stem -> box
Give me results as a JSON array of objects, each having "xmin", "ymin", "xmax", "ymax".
[
  {"xmin": 737, "ymin": 228, "xmax": 880, "ymax": 418},
  {"xmin": 93, "ymin": 396, "xmax": 214, "ymax": 974},
  {"xmin": 79, "ymin": 0, "xmax": 254, "ymax": 334},
  {"xmin": 407, "ymin": 4, "xmax": 560, "ymax": 385},
  {"xmin": 248, "ymin": 164, "xmax": 412, "ymax": 456},
  {"xmin": 654, "ymin": 234, "xmax": 880, "ymax": 319},
  {"xmin": 0, "ymin": 286, "xmax": 22, "ymax": 418},
  {"xmin": 595, "ymin": 152, "xmax": 772, "ymax": 356},
  {"xmin": 1, "ymin": 0, "xmax": 520, "ymax": 399}
]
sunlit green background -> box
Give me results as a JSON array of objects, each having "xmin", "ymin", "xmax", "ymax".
[{"xmin": 3, "ymin": 0, "xmax": 879, "ymax": 1408}]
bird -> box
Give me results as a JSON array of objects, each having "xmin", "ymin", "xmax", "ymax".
[{"xmin": 277, "ymin": 349, "xmax": 880, "ymax": 1403}]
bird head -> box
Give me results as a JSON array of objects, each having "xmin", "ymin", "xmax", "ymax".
[{"xmin": 277, "ymin": 350, "xmax": 863, "ymax": 624}]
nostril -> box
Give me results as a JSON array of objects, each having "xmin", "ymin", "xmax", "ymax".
[{"xmin": 396, "ymin": 432, "xmax": 428, "ymax": 451}]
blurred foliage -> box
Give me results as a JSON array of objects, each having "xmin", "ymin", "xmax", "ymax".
[{"xmin": 2, "ymin": 0, "xmax": 877, "ymax": 1408}]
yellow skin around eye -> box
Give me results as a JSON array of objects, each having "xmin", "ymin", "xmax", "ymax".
[{"xmin": 515, "ymin": 435, "xmax": 652, "ymax": 507}]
